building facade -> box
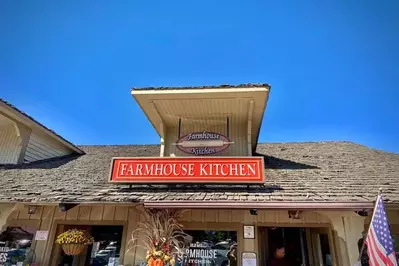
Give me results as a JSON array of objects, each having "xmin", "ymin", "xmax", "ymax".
[{"xmin": 0, "ymin": 84, "xmax": 398, "ymax": 266}]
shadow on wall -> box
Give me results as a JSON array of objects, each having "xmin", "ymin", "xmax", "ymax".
[
  {"xmin": 0, "ymin": 154, "xmax": 80, "ymax": 170},
  {"xmin": 118, "ymin": 184, "xmax": 283, "ymax": 193},
  {"xmin": 254, "ymin": 152, "xmax": 320, "ymax": 170},
  {"xmin": 113, "ymin": 152, "xmax": 319, "ymax": 193},
  {"xmin": 0, "ymin": 151, "xmax": 320, "ymax": 171}
]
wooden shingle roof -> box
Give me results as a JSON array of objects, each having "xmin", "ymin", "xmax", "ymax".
[{"xmin": 0, "ymin": 141, "xmax": 398, "ymax": 204}]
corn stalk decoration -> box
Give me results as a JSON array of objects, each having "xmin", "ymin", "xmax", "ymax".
[{"xmin": 127, "ymin": 209, "xmax": 191, "ymax": 266}]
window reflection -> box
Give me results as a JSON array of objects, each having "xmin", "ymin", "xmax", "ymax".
[
  {"xmin": 178, "ymin": 230, "xmax": 238, "ymax": 266},
  {"xmin": 0, "ymin": 227, "xmax": 35, "ymax": 266},
  {"xmin": 58, "ymin": 225, "xmax": 123, "ymax": 266}
]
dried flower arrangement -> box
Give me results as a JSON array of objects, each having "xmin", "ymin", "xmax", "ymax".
[
  {"xmin": 55, "ymin": 229, "xmax": 95, "ymax": 255},
  {"xmin": 128, "ymin": 209, "xmax": 191, "ymax": 266}
]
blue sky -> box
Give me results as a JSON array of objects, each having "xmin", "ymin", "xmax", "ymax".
[{"xmin": 1, "ymin": 0, "xmax": 398, "ymax": 153}]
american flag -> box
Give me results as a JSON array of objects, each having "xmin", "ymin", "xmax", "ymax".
[{"xmin": 365, "ymin": 195, "xmax": 398, "ymax": 266}]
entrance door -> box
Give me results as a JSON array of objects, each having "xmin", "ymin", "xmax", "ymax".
[
  {"xmin": 308, "ymin": 228, "xmax": 335, "ymax": 266},
  {"xmin": 261, "ymin": 227, "xmax": 309, "ymax": 266},
  {"xmin": 259, "ymin": 227, "xmax": 336, "ymax": 266}
]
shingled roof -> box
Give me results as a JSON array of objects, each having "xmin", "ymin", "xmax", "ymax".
[
  {"xmin": 0, "ymin": 141, "xmax": 398, "ymax": 204},
  {"xmin": 131, "ymin": 83, "xmax": 271, "ymax": 91}
]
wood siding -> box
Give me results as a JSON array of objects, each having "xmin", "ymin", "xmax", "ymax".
[
  {"xmin": 10, "ymin": 206, "xmax": 399, "ymax": 266},
  {"xmin": 179, "ymin": 209, "xmax": 331, "ymax": 224},
  {"xmin": 5, "ymin": 205, "xmax": 333, "ymax": 266},
  {"xmin": 7, "ymin": 205, "xmax": 135, "ymax": 265},
  {"xmin": 159, "ymin": 97, "xmax": 254, "ymax": 157},
  {"xmin": 0, "ymin": 125, "xmax": 20, "ymax": 164},
  {"xmin": 24, "ymin": 132, "xmax": 72, "ymax": 163},
  {"xmin": 165, "ymin": 124, "xmax": 247, "ymax": 157},
  {"xmin": 132, "ymin": 88, "xmax": 269, "ymax": 151}
]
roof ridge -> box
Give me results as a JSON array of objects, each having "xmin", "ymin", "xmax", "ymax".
[
  {"xmin": 76, "ymin": 144, "xmax": 160, "ymax": 147},
  {"xmin": 74, "ymin": 142, "xmax": 399, "ymax": 155},
  {"xmin": 257, "ymin": 140, "xmax": 356, "ymax": 144},
  {"xmin": 75, "ymin": 141, "xmax": 357, "ymax": 147},
  {"xmin": 256, "ymin": 141, "xmax": 399, "ymax": 155}
]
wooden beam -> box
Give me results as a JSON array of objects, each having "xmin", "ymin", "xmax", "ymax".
[
  {"xmin": 247, "ymin": 100, "xmax": 254, "ymax": 156},
  {"xmin": 13, "ymin": 121, "xmax": 32, "ymax": 164},
  {"xmin": 159, "ymin": 122, "xmax": 166, "ymax": 157},
  {"xmin": 0, "ymin": 203, "xmax": 23, "ymax": 234},
  {"xmin": 150, "ymin": 102, "xmax": 166, "ymax": 157}
]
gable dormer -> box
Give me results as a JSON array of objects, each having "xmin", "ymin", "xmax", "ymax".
[
  {"xmin": 131, "ymin": 84, "xmax": 271, "ymax": 157},
  {"xmin": 0, "ymin": 99, "xmax": 84, "ymax": 165}
]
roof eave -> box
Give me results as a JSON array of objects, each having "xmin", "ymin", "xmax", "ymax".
[
  {"xmin": 131, "ymin": 85, "xmax": 271, "ymax": 140},
  {"xmin": 131, "ymin": 83, "xmax": 271, "ymax": 91},
  {"xmin": 0, "ymin": 99, "xmax": 84, "ymax": 155},
  {"xmin": 131, "ymin": 86, "xmax": 270, "ymax": 95},
  {"xmin": 143, "ymin": 200, "xmax": 375, "ymax": 210},
  {"xmin": 253, "ymin": 86, "xmax": 271, "ymax": 152}
]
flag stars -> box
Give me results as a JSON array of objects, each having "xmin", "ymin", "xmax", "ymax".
[{"xmin": 366, "ymin": 196, "xmax": 398, "ymax": 262}]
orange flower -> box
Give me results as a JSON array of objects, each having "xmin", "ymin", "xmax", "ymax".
[
  {"xmin": 148, "ymin": 258, "xmax": 155, "ymax": 266},
  {"xmin": 154, "ymin": 258, "xmax": 164, "ymax": 266}
]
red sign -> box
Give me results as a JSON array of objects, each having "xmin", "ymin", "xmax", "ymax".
[{"xmin": 109, "ymin": 157, "xmax": 265, "ymax": 184}]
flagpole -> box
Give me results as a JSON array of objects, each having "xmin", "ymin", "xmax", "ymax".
[{"xmin": 356, "ymin": 188, "xmax": 383, "ymax": 264}]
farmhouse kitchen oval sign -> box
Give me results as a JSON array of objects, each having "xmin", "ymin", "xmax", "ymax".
[{"xmin": 173, "ymin": 131, "xmax": 233, "ymax": 155}]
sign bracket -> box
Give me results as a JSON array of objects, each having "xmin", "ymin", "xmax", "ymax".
[
  {"xmin": 150, "ymin": 101, "xmax": 166, "ymax": 157},
  {"xmin": 178, "ymin": 118, "xmax": 182, "ymax": 139},
  {"xmin": 226, "ymin": 117, "xmax": 230, "ymax": 138}
]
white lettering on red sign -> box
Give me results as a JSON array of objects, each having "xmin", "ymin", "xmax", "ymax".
[
  {"xmin": 119, "ymin": 163, "xmax": 256, "ymax": 177},
  {"xmin": 110, "ymin": 157, "xmax": 265, "ymax": 183}
]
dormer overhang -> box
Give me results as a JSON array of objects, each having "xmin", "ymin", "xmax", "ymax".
[{"xmin": 131, "ymin": 84, "xmax": 271, "ymax": 153}]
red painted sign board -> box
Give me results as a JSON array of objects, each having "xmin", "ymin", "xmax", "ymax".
[{"xmin": 109, "ymin": 157, "xmax": 265, "ymax": 184}]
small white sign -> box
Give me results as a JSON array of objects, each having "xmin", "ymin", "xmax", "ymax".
[
  {"xmin": 242, "ymin": 252, "xmax": 256, "ymax": 266},
  {"xmin": 35, "ymin": 230, "xmax": 49, "ymax": 241},
  {"xmin": 243, "ymin": 225, "xmax": 255, "ymax": 239}
]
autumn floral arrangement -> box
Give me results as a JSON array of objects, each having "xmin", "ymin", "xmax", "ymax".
[
  {"xmin": 55, "ymin": 229, "xmax": 95, "ymax": 255},
  {"xmin": 128, "ymin": 209, "xmax": 190, "ymax": 266}
]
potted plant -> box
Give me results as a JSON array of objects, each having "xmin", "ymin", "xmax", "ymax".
[
  {"xmin": 55, "ymin": 229, "xmax": 94, "ymax": 256},
  {"xmin": 128, "ymin": 209, "xmax": 190, "ymax": 266}
]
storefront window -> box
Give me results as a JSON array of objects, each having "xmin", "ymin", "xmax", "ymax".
[
  {"xmin": 394, "ymin": 234, "xmax": 399, "ymax": 261},
  {"xmin": 0, "ymin": 226, "xmax": 35, "ymax": 266},
  {"xmin": 57, "ymin": 225, "xmax": 123, "ymax": 266},
  {"xmin": 179, "ymin": 230, "xmax": 238, "ymax": 266},
  {"xmin": 88, "ymin": 226, "xmax": 123, "ymax": 266}
]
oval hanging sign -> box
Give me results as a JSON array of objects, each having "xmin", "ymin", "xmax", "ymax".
[{"xmin": 173, "ymin": 131, "xmax": 233, "ymax": 156}]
